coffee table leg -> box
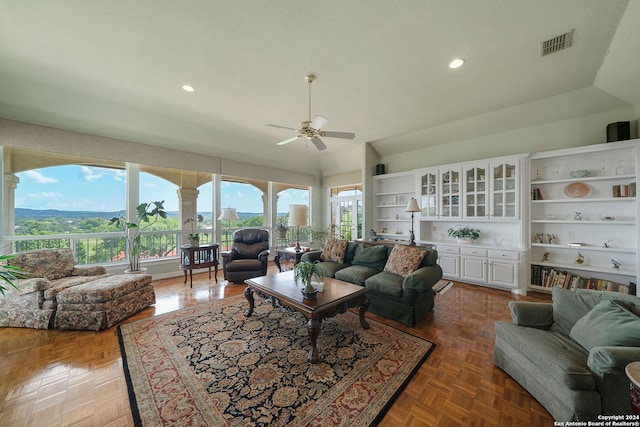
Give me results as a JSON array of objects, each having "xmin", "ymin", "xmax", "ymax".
[
  {"xmin": 359, "ymin": 296, "xmax": 370, "ymax": 329},
  {"xmin": 244, "ymin": 287, "xmax": 254, "ymax": 317},
  {"xmin": 306, "ymin": 317, "xmax": 322, "ymax": 364},
  {"xmin": 274, "ymin": 253, "xmax": 283, "ymax": 272}
]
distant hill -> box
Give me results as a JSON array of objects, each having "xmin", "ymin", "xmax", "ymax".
[{"xmin": 15, "ymin": 208, "xmax": 271, "ymax": 220}]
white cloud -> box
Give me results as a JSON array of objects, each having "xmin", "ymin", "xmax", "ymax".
[
  {"xmin": 236, "ymin": 191, "xmax": 244, "ymax": 198},
  {"xmin": 111, "ymin": 170, "xmax": 126, "ymax": 182},
  {"xmin": 27, "ymin": 191, "xmax": 62, "ymax": 200},
  {"xmin": 144, "ymin": 183, "xmax": 156, "ymax": 187},
  {"xmin": 80, "ymin": 166, "xmax": 103, "ymax": 182},
  {"xmin": 19, "ymin": 170, "xmax": 58, "ymax": 184}
]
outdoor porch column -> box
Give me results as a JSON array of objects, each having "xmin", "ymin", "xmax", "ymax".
[
  {"xmin": 177, "ymin": 188, "xmax": 199, "ymax": 246},
  {"xmin": 3, "ymin": 173, "xmax": 19, "ymax": 241}
]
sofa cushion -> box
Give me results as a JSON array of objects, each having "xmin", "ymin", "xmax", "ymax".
[
  {"xmin": 315, "ymin": 261, "xmax": 348, "ymax": 278},
  {"xmin": 13, "ymin": 278, "xmax": 51, "ymax": 294},
  {"xmin": 383, "ymin": 245, "xmax": 426, "ymax": 277},
  {"xmin": 495, "ymin": 321, "xmax": 595, "ymax": 391},
  {"xmin": 8, "ymin": 248, "xmax": 75, "ymax": 280},
  {"xmin": 351, "ymin": 244, "xmax": 387, "ymax": 271},
  {"xmin": 320, "ymin": 239, "xmax": 348, "ymax": 263},
  {"xmin": 56, "ymin": 274, "xmax": 153, "ymax": 304},
  {"xmin": 335, "ymin": 265, "xmax": 379, "ymax": 286},
  {"xmin": 551, "ymin": 287, "xmax": 640, "ymax": 336},
  {"xmin": 365, "ymin": 272, "xmax": 404, "ymax": 298},
  {"xmin": 570, "ymin": 299, "xmax": 640, "ymax": 351},
  {"xmin": 344, "ymin": 242, "xmax": 358, "ymax": 264}
]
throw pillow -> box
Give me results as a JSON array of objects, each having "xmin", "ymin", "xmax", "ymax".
[
  {"xmin": 569, "ymin": 299, "xmax": 640, "ymax": 351},
  {"xmin": 328, "ymin": 239, "xmax": 348, "ymax": 263},
  {"xmin": 384, "ymin": 245, "xmax": 427, "ymax": 277},
  {"xmin": 351, "ymin": 244, "xmax": 387, "ymax": 271},
  {"xmin": 320, "ymin": 240, "xmax": 335, "ymax": 261}
]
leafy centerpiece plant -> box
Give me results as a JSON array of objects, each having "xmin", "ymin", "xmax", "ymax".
[
  {"xmin": 110, "ymin": 201, "xmax": 168, "ymax": 273},
  {"xmin": 0, "ymin": 254, "xmax": 27, "ymax": 296},
  {"xmin": 293, "ymin": 261, "xmax": 325, "ymax": 299},
  {"xmin": 447, "ymin": 225, "xmax": 480, "ymax": 243}
]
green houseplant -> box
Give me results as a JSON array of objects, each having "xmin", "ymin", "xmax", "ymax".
[
  {"xmin": 0, "ymin": 254, "xmax": 26, "ymax": 296},
  {"xmin": 109, "ymin": 201, "xmax": 168, "ymax": 273},
  {"xmin": 293, "ymin": 261, "xmax": 325, "ymax": 299},
  {"xmin": 447, "ymin": 226, "xmax": 480, "ymax": 243}
]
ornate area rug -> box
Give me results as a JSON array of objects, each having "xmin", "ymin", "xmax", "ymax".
[{"xmin": 118, "ymin": 294, "xmax": 434, "ymax": 426}]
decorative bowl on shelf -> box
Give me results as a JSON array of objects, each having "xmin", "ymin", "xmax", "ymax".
[
  {"xmin": 564, "ymin": 182, "xmax": 591, "ymax": 198},
  {"xmin": 599, "ymin": 215, "xmax": 615, "ymax": 221},
  {"xmin": 569, "ymin": 170, "xmax": 590, "ymax": 178}
]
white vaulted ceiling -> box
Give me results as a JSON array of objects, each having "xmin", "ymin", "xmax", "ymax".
[{"xmin": 0, "ymin": 0, "xmax": 638, "ymax": 176}]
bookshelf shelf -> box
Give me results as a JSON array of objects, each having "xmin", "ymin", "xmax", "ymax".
[{"xmin": 529, "ymin": 140, "xmax": 639, "ymax": 295}]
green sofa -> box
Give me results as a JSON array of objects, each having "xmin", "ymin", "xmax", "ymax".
[
  {"xmin": 493, "ymin": 287, "xmax": 640, "ymax": 421},
  {"xmin": 300, "ymin": 241, "xmax": 442, "ymax": 327}
]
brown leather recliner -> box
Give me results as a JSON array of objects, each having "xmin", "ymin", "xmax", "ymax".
[{"xmin": 221, "ymin": 228, "xmax": 270, "ymax": 283}]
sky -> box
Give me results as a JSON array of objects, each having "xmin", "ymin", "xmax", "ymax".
[{"xmin": 15, "ymin": 165, "xmax": 309, "ymax": 213}]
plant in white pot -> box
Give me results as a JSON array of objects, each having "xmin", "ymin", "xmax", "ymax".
[
  {"xmin": 294, "ymin": 261, "xmax": 325, "ymax": 299},
  {"xmin": 448, "ymin": 225, "xmax": 480, "ymax": 244},
  {"xmin": 109, "ymin": 201, "xmax": 167, "ymax": 273},
  {"xmin": 275, "ymin": 216, "xmax": 288, "ymax": 239},
  {"xmin": 184, "ymin": 214, "xmax": 204, "ymax": 247}
]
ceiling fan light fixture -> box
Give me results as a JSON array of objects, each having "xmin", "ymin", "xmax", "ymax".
[
  {"xmin": 449, "ymin": 58, "xmax": 465, "ymax": 69},
  {"xmin": 310, "ymin": 115, "xmax": 328, "ymax": 130}
]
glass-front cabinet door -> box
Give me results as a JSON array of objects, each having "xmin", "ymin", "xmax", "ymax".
[
  {"xmin": 419, "ymin": 169, "xmax": 438, "ymax": 218},
  {"xmin": 463, "ymin": 164, "xmax": 488, "ymax": 219},
  {"xmin": 491, "ymin": 160, "xmax": 518, "ymax": 219},
  {"xmin": 439, "ymin": 167, "xmax": 461, "ymax": 218}
]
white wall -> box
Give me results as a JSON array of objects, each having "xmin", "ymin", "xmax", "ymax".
[{"xmin": 380, "ymin": 107, "xmax": 638, "ymax": 173}]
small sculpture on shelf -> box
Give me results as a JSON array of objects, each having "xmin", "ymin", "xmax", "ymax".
[
  {"xmin": 369, "ymin": 229, "xmax": 380, "ymax": 242},
  {"xmin": 611, "ymin": 259, "xmax": 622, "ymax": 269},
  {"xmin": 541, "ymin": 252, "xmax": 550, "ymax": 262},
  {"xmin": 603, "ymin": 240, "xmax": 613, "ymax": 248},
  {"xmin": 574, "ymin": 252, "xmax": 584, "ymax": 265},
  {"xmin": 547, "ymin": 234, "xmax": 558, "ymax": 244},
  {"xmin": 534, "ymin": 233, "xmax": 544, "ymax": 244},
  {"xmin": 574, "ymin": 212, "xmax": 582, "ymax": 221}
]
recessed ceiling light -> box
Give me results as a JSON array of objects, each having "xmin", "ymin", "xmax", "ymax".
[
  {"xmin": 182, "ymin": 84, "xmax": 195, "ymax": 92},
  {"xmin": 449, "ymin": 58, "xmax": 465, "ymax": 69}
]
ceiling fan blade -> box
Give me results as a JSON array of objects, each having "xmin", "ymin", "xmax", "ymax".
[
  {"xmin": 268, "ymin": 124, "xmax": 297, "ymax": 131},
  {"xmin": 310, "ymin": 136, "xmax": 327, "ymax": 151},
  {"xmin": 277, "ymin": 136, "xmax": 300, "ymax": 146},
  {"xmin": 310, "ymin": 115, "xmax": 328, "ymax": 130},
  {"xmin": 321, "ymin": 131, "xmax": 356, "ymax": 139}
]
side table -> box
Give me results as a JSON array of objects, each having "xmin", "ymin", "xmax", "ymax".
[
  {"xmin": 626, "ymin": 361, "xmax": 640, "ymax": 414},
  {"xmin": 180, "ymin": 244, "xmax": 219, "ymax": 288},
  {"xmin": 274, "ymin": 247, "xmax": 310, "ymax": 272}
]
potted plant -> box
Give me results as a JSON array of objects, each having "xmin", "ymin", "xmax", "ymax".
[
  {"xmin": 184, "ymin": 214, "xmax": 204, "ymax": 247},
  {"xmin": 110, "ymin": 201, "xmax": 167, "ymax": 273},
  {"xmin": 275, "ymin": 216, "xmax": 288, "ymax": 239},
  {"xmin": 293, "ymin": 261, "xmax": 325, "ymax": 299},
  {"xmin": 447, "ymin": 225, "xmax": 480, "ymax": 244},
  {"xmin": 309, "ymin": 225, "xmax": 330, "ymax": 249},
  {"xmin": 0, "ymin": 254, "xmax": 26, "ymax": 296}
]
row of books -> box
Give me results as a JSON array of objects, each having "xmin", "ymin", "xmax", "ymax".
[
  {"xmin": 612, "ymin": 182, "xmax": 636, "ymax": 197},
  {"xmin": 531, "ymin": 265, "xmax": 636, "ymax": 295},
  {"xmin": 531, "ymin": 188, "xmax": 544, "ymax": 200}
]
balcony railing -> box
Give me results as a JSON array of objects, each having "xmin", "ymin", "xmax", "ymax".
[{"xmin": 2, "ymin": 226, "xmax": 321, "ymax": 266}]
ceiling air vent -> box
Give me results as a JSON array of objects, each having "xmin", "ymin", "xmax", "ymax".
[{"xmin": 541, "ymin": 29, "xmax": 574, "ymax": 56}]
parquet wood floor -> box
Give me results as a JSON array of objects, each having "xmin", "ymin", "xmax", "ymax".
[{"xmin": 0, "ymin": 263, "xmax": 554, "ymax": 426}]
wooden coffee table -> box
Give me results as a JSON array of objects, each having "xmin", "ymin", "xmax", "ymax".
[{"xmin": 244, "ymin": 271, "xmax": 370, "ymax": 363}]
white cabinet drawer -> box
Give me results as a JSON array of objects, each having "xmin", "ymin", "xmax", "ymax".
[
  {"xmin": 438, "ymin": 245, "xmax": 460, "ymax": 254},
  {"xmin": 460, "ymin": 247, "xmax": 487, "ymax": 257},
  {"xmin": 489, "ymin": 250, "xmax": 519, "ymax": 261}
]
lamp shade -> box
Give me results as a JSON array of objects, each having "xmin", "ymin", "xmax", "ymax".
[
  {"xmin": 288, "ymin": 204, "xmax": 308, "ymax": 227},
  {"xmin": 218, "ymin": 207, "xmax": 238, "ymax": 221},
  {"xmin": 405, "ymin": 198, "xmax": 420, "ymax": 212}
]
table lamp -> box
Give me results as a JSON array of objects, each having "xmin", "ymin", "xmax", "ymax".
[
  {"xmin": 405, "ymin": 198, "xmax": 420, "ymax": 245},
  {"xmin": 218, "ymin": 207, "xmax": 238, "ymax": 250},
  {"xmin": 288, "ymin": 204, "xmax": 308, "ymax": 251}
]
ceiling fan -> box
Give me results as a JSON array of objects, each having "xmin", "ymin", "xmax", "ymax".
[{"xmin": 269, "ymin": 75, "xmax": 355, "ymax": 151}]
